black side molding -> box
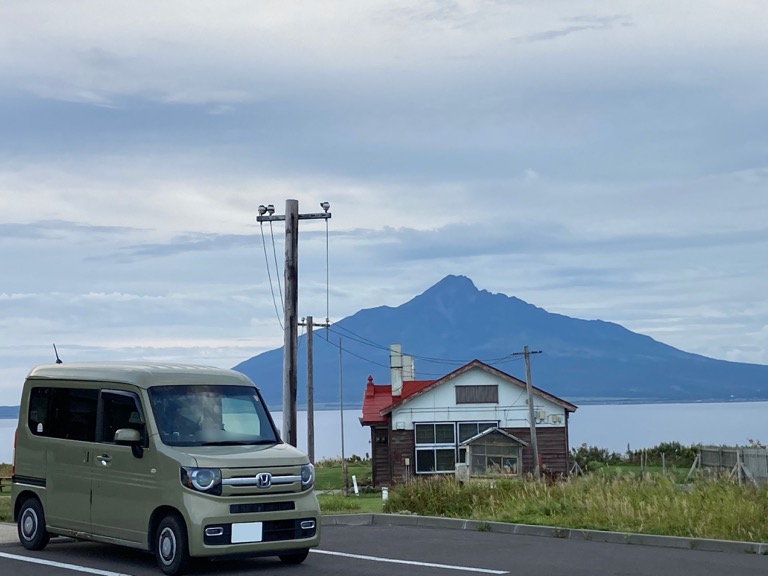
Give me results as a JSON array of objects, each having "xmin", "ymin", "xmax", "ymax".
[{"xmin": 12, "ymin": 475, "xmax": 46, "ymax": 487}]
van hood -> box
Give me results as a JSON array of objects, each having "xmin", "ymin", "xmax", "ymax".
[{"xmin": 180, "ymin": 442, "xmax": 309, "ymax": 469}]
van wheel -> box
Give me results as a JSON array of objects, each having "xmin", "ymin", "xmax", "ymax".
[
  {"xmin": 279, "ymin": 549, "xmax": 309, "ymax": 564},
  {"xmin": 18, "ymin": 497, "xmax": 50, "ymax": 551},
  {"xmin": 155, "ymin": 515, "xmax": 189, "ymax": 576}
]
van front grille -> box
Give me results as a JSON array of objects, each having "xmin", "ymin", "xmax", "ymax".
[{"xmin": 229, "ymin": 501, "xmax": 295, "ymax": 514}]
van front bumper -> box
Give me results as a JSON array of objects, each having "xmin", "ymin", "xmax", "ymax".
[
  {"xmin": 182, "ymin": 490, "xmax": 321, "ymax": 558},
  {"xmin": 202, "ymin": 517, "xmax": 316, "ymax": 546}
]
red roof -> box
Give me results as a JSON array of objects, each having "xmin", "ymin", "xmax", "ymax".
[
  {"xmin": 361, "ymin": 377, "xmax": 392, "ymax": 425},
  {"xmin": 360, "ymin": 376, "xmax": 435, "ymax": 425}
]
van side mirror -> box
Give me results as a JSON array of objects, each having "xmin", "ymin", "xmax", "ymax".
[{"xmin": 115, "ymin": 428, "xmax": 144, "ymax": 458}]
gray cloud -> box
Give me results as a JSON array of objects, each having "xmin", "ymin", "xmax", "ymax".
[
  {"xmin": 0, "ymin": 1, "xmax": 767, "ymax": 404},
  {"xmin": 522, "ymin": 15, "xmax": 632, "ymax": 42}
]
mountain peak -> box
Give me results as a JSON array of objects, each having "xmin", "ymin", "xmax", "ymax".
[{"xmin": 423, "ymin": 274, "xmax": 478, "ymax": 295}]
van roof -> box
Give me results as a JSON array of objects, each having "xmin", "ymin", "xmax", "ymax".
[{"xmin": 26, "ymin": 362, "xmax": 256, "ymax": 389}]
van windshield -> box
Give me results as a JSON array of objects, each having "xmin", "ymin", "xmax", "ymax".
[{"xmin": 148, "ymin": 385, "xmax": 280, "ymax": 447}]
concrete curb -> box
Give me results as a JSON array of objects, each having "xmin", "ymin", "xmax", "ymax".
[
  {"xmin": 322, "ymin": 513, "xmax": 768, "ymax": 556},
  {"xmin": 0, "ymin": 523, "xmax": 16, "ymax": 546}
]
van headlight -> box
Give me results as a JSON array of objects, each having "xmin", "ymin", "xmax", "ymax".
[
  {"xmin": 300, "ymin": 463, "xmax": 314, "ymax": 491},
  {"xmin": 181, "ymin": 467, "xmax": 222, "ymax": 495}
]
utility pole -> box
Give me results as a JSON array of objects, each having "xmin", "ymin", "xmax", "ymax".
[
  {"xmin": 513, "ymin": 346, "xmax": 542, "ymax": 479},
  {"xmin": 339, "ymin": 337, "xmax": 348, "ymax": 495},
  {"xmin": 306, "ymin": 316, "xmax": 314, "ymax": 463},
  {"xmin": 257, "ymin": 200, "xmax": 331, "ymax": 447},
  {"xmin": 299, "ymin": 315, "xmax": 330, "ymax": 463}
]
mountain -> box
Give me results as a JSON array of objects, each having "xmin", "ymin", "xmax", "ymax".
[
  {"xmin": 0, "ymin": 406, "xmax": 19, "ymax": 419},
  {"xmin": 233, "ymin": 275, "xmax": 768, "ymax": 408}
]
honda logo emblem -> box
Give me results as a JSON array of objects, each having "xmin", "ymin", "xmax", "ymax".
[{"xmin": 255, "ymin": 472, "xmax": 272, "ymax": 489}]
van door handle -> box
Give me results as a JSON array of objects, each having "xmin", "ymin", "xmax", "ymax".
[{"xmin": 97, "ymin": 454, "xmax": 113, "ymax": 466}]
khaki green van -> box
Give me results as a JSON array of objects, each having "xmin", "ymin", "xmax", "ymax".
[{"xmin": 11, "ymin": 362, "xmax": 320, "ymax": 575}]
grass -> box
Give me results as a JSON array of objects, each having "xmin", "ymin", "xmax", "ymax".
[
  {"xmin": 383, "ymin": 474, "xmax": 768, "ymax": 542},
  {"xmin": 1, "ymin": 463, "xmax": 11, "ymax": 522},
  {"xmin": 313, "ymin": 459, "xmax": 384, "ymax": 514},
  {"xmin": 588, "ymin": 463, "xmax": 691, "ymax": 484},
  {"xmin": 0, "ymin": 496, "xmax": 9, "ymax": 523},
  {"xmin": 314, "ymin": 462, "xmax": 372, "ymax": 491},
  {"xmin": 318, "ymin": 493, "xmax": 384, "ymax": 514},
  {"xmin": 0, "ymin": 463, "xmax": 10, "ymax": 497}
]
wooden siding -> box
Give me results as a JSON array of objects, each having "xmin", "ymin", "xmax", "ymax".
[
  {"xmin": 371, "ymin": 426, "xmax": 391, "ymax": 486},
  {"xmin": 371, "ymin": 425, "xmax": 571, "ymax": 486},
  {"xmin": 502, "ymin": 426, "xmax": 570, "ymax": 476},
  {"xmin": 389, "ymin": 429, "xmax": 415, "ymax": 486}
]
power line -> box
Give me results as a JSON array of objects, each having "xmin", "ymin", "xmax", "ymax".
[
  {"xmin": 259, "ymin": 223, "xmax": 283, "ymax": 330},
  {"xmin": 327, "ymin": 324, "xmax": 524, "ymax": 367},
  {"xmin": 268, "ymin": 220, "xmax": 284, "ymax": 313},
  {"xmin": 324, "ymin": 214, "xmax": 330, "ymax": 332},
  {"xmin": 257, "ymin": 200, "xmax": 332, "ymax": 448},
  {"xmin": 320, "ymin": 332, "xmax": 391, "ymax": 369}
]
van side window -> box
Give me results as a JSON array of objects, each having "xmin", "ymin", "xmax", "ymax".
[
  {"xmin": 99, "ymin": 392, "xmax": 146, "ymax": 445},
  {"xmin": 28, "ymin": 387, "xmax": 98, "ymax": 441}
]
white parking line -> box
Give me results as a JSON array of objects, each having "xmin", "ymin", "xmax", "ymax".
[
  {"xmin": 311, "ymin": 549, "xmax": 509, "ymax": 574},
  {"xmin": 0, "ymin": 552, "xmax": 133, "ymax": 576}
]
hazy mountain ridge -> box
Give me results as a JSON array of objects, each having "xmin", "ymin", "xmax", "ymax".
[
  {"xmin": 234, "ymin": 275, "xmax": 768, "ymax": 408},
  {"xmin": 0, "ymin": 406, "xmax": 19, "ymax": 419}
]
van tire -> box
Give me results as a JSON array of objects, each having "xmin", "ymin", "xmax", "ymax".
[
  {"xmin": 155, "ymin": 514, "xmax": 189, "ymax": 576},
  {"xmin": 279, "ymin": 549, "xmax": 310, "ymax": 564},
  {"xmin": 17, "ymin": 497, "xmax": 50, "ymax": 551}
]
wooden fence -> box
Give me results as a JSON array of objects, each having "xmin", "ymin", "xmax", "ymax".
[{"xmin": 691, "ymin": 446, "xmax": 768, "ymax": 485}]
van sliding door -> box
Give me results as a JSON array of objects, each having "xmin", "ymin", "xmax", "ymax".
[{"xmin": 33, "ymin": 386, "xmax": 98, "ymax": 533}]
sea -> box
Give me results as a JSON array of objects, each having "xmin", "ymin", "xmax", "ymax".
[{"xmin": 2, "ymin": 401, "xmax": 767, "ymax": 464}]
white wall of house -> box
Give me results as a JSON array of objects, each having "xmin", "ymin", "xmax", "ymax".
[{"xmin": 390, "ymin": 366, "xmax": 566, "ymax": 431}]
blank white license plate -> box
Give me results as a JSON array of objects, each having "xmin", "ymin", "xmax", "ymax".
[{"xmin": 231, "ymin": 521, "xmax": 263, "ymax": 543}]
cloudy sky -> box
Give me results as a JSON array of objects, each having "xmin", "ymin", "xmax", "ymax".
[{"xmin": 1, "ymin": 0, "xmax": 767, "ymax": 406}]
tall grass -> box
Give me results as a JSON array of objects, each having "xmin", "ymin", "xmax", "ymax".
[
  {"xmin": 0, "ymin": 496, "xmax": 9, "ymax": 523},
  {"xmin": 318, "ymin": 493, "xmax": 383, "ymax": 514},
  {"xmin": 383, "ymin": 474, "xmax": 768, "ymax": 542}
]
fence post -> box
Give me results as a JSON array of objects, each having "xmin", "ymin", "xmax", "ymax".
[{"xmin": 686, "ymin": 453, "xmax": 700, "ymax": 482}]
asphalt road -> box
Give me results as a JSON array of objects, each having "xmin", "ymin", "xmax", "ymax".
[{"xmin": 1, "ymin": 522, "xmax": 766, "ymax": 576}]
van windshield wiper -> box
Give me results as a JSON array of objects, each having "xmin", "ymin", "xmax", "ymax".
[{"xmin": 200, "ymin": 439, "xmax": 277, "ymax": 446}]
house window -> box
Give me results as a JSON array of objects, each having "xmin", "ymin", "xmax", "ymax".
[
  {"xmin": 415, "ymin": 423, "xmax": 456, "ymax": 474},
  {"xmin": 455, "ymin": 385, "xmax": 498, "ymax": 404},
  {"xmin": 414, "ymin": 422, "xmax": 501, "ymax": 473},
  {"xmin": 457, "ymin": 422, "xmax": 496, "ymax": 463},
  {"xmin": 469, "ymin": 443, "xmax": 521, "ymax": 476}
]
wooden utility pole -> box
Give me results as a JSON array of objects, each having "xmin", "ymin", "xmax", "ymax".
[
  {"xmin": 514, "ymin": 346, "xmax": 542, "ymax": 479},
  {"xmin": 339, "ymin": 337, "xmax": 348, "ymax": 494},
  {"xmin": 283, "ymin": 200, "xmax": 299, "ymax": 446},
  {"xmin": 257, "ymin": 199, "xmax": 331, "ymax": 447},
  {"xmin": 306, "ymin": 315, "xmax": 314, "ymax": 462},
  {"xmin": 300, "ymin": 315, "xmax": 329, "ymax": 463}
]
